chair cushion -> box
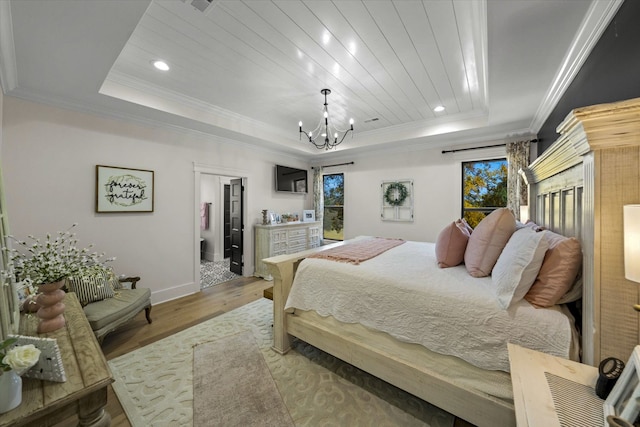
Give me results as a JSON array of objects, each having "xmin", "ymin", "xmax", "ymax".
[{"xmin": 82, "ymin": 288, "xmax": 151, "ymax": 331}]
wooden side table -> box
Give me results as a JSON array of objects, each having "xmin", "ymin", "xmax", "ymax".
[
  {"xmin": 0, "ymin": 292, "xmax": 113, "ymax": 427},
  {"xmin": 508, "ymin": 343, "xmax": 602, "ymax": 427}
]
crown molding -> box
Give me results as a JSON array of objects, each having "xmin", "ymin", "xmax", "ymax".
[
  {"xmin": 101, "ymin": 71, "xmax": 289, "ymax": 138},
  {"xmin": 6, "ymin": 87, "xmax": 312, "ymax": 162},
  {"xmin": 0, "ymin": 1, "xmax": 18, "ymax": 93},
  {"xmin": 530, "ymin": 0, "xmax": 624, "ymax": 132},
  {"xmin": 524, "ymin": 96, "xmax": 640, "ymax": 184}
]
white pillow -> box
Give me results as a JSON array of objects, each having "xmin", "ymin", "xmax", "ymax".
[{"xmin": 492, "ymin": 228, "xmax": 549, "ymax": 309}]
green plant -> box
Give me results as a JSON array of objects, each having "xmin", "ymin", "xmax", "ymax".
[
  {"xmin": 2, "ymin": 224, "xmax": 114, "ymax": 286},
  {"xmin": 384, "ymin": 182, "xmax": 409, "ymax": 206}
]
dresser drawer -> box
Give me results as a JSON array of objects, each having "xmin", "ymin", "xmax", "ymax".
[
  {"xmin": 272, "ymin": 241, "xmax": 288, "ymax": 252},
  {"xmin": 287, "ymin": 245, "xmax": 306, "ymax": 254},
  {"xmin": 288, "ymin": 229, "xmax": 307, "ymax": 239},
  {"xmin": 271, "ymin": 230, "xmax": 288, "ymax": 242}
]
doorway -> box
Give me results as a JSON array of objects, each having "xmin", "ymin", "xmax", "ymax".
[{"xmin": 194, "ymin": 165, "xmax": 247, "ymax": 291}]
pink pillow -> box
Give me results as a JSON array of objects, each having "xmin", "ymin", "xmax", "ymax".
[
  {"xmin": 464, "ymin": 208, "xmax": 516, "ymax": 277},
  {"xmin": 460, "ymin": 218, "xmax": 473, "ymax": 235},
  {"xmin": 524, "ymin": 232, "xmax": 582, "ymax": 307},
  {"xmin": 435, "ymin": 219, "xmax": 471, "ymax": 268}
]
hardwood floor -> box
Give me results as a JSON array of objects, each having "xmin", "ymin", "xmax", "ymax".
[
  {"xmin": 55, "ymin": 274, "xmax": 475, "ymax": 427},
  {"xmin": 56, "ymin": 275, "xmax": 272, "ymax": 427}
]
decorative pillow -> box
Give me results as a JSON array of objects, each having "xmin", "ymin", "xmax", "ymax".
[
  {"xmin": 525, "ymin": 232, "xmax": 582, "ymax": 307},
  {"xmin": 435, "ymin": 219, "xmax": 472, "ymax": 268},
  {"xmin": 523, "ymin": 220, "xmax": 546, "ymax": 232},
  {"xmin": 492, "ymin": 228, "xmax": 549, "ymax": 309},
  {"xmin": 556, "ymin": 276, "xmax": 583, "ymax": 305},
  {"xmin": 464, "ymin": 208, "xmax": 516, "ymax": 277},
  {"xmin": 66, "ymin": 267, "xmax": 115, "ymax": 305},
  {"xmin": 459, "ymin": 218, "xmax": 473, "ymax": 235},
  {"xmin": 103, "ymin": 268, "xmax": 122, "ymax": 290}
]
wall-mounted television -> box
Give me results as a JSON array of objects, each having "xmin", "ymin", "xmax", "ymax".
[{"xmin": 275, "ymin": 165, "xmax": 308, "ymax": 193}]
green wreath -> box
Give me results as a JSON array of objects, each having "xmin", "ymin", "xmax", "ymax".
[{"xmin": 384, "ymin": 182, "xmax": 409, "ymax": 206}]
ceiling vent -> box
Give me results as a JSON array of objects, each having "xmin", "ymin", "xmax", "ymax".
[
  {"xmin": 364, "ymin": 118, "xmax": 380, "ymax": 124},
  {"xmin": 182, "ymin": 0, "xmax": 216, "ymax": 13}
]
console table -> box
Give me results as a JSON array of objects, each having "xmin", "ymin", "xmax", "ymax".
[
  {"xmin": 254, "ymin": 221, "xmax": 321, "ymax": 280},
  {"xmin": 0, "ymin": 292, "xmax": 113, "ymax": 427}
]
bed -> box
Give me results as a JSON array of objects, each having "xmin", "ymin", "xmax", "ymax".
[
  {"xmin": 265, "ymin": 230, "xmax": 580, "ymax": 427},
  {"xmin": 263, "ymin": 97, "xmax": 640, "ymax": 427}
]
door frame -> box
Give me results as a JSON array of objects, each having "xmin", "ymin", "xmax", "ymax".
[{"xmin": 193, "ymin": 163, "xmax": 251, "ymax": 290}]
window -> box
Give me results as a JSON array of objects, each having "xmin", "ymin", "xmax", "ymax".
[
  {"xmin": 462, "ymin": 159, "xmax": 507, "ymax": 228},
  {"xmin": 323, "ymin": 173, "xmax": 344, "ymax": 241}
]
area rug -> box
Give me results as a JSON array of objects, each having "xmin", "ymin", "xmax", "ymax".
[
  {"xmin": 109, "ymin": 298, "xmax": 455, "ymax": 426},
  {"xmin": 193, "ymin": 331, "xmax": 294, "ymax": 426},
  {"xmin": 200, "ymin": 258, "xmax": 240, "ymax": 289}
]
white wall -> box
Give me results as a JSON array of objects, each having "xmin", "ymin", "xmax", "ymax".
[
  {"xmin": 337, "ymin": 145, "xmax": 507, "ymax": 242},
  {"xmin": 1, "ymin": 96, "xmax": 511, "ymax": 305},
  {"xmin": 1, "ymin": 97, "xmax": 310, "ymax": 304},
  {"xmin": 199, "ymin": 174, "xmax": 217, "ymax": 262},
  {"xmin": 0, "ymin": 89, "xmax": 3, "ymax": 157}
]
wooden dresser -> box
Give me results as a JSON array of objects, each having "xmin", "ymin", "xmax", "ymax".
[
  {"xmin": 254, "ymin": 221, "xmax": 321, "ymax": 280},
  {"xmin": 0, "ymin": 292, "xmax": 113, "ymax": 427}
]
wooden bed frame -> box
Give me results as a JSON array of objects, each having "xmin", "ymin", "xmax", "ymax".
[{"xmin": 264, "ymin": 97, "xmax": 640, "ymax": 427}]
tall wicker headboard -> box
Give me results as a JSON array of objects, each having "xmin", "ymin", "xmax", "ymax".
[{"xmin": 522, "ymin": 97, "xmax": 640, "ymax": 366}]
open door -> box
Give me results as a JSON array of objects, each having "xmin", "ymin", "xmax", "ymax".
[
  {"xmin": 229, "ymin": 178, "xmax": 243, "ymax": 275},
  {"xmin": 223, "ymin": 184, "xmax": 231, "ymax": 258}
]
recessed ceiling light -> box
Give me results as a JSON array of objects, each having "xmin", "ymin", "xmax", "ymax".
[
  {"xmin": 152, "ymin": 60, "xmax": 170, "ymax": 71},
  {"xmin": 434, "ymin": 105, "xmax": 445, "ymax": 112}
]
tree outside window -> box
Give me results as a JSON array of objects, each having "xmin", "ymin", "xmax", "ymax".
[
  {"xmin": 323, "ymin": 173, "xmax": 344, "ymax": 241},
  {"xmin": 462, "ymin": 159, "xmax": 507, "ymax": 228}
]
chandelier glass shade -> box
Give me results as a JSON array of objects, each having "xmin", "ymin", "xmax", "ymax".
[{"xmin": 299, "ymin": 89, "xmax": 354, "ymax": 150}]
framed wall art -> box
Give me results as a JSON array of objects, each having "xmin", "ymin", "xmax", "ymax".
[
  {"xmin": 303, "ymin": 210, "xmax": 315, "ymax": 222},
  {"xmin": 96, "ymin": 165, "xmax": 154, "ymax": 213},
  {"xmin": 381, "ymin": 180, "xmax": 414, "ymax": 222},
  {"xmin": 10, "ymin": 335, "xmax": 67, "ymax": 382},
  {"xmin": 604, "ymin": 345, "xmax": 640, "ymax": 425}
]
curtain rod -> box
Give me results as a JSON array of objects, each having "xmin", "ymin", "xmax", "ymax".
[
  {"xmin": 441, "ymin": 139, "xmax": 538, "ymax": 154},
  {"xmin": 312, "ymin": 161, "xmax": 354, "ymax": 169}
]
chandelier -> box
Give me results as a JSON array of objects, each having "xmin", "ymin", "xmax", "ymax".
[{"xmin": 299, "ymin": 89, "xmax": 354, "ymax": 150}]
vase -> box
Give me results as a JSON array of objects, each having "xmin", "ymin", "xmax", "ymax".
[
  {"xmin": 22, "ymin": 294, "xmax": 41, "ymax": 313},
  {"xmin": 0, "ymin": 370, "xmax": 22, "ymax": 414},
  {"xmin": 36, "ymin": 280, "xmax": 66, "ymax": 333}
]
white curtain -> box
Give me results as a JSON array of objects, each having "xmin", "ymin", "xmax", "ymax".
[
  {"xmin": 313, "ymin": 167, "xmax": 324, "ymax": 244},
  {"xmin": 506, "ymin": 140, "xmax": 530, "ymax": 220}
]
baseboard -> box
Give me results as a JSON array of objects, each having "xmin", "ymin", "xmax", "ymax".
[{"xmin": 152, "ymin": 281, "xmax": 199, "ymax": 305}]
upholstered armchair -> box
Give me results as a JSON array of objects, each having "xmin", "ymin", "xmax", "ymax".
[{"xmin": 65, "ymin": 268, "xmax": 152, "ymax": 343}]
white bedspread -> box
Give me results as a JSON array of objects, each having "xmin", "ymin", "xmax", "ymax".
[{"xmin": 285, "ymin": 240, "xmax": 577, "ymax": 372}]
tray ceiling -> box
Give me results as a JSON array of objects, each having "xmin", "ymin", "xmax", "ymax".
[{"xmin": 0, "ymin": 0, "xmax": 622, "ymax": 159}]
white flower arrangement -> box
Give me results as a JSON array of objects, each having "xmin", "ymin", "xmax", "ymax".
[
  {"xmin": 0, "ymin": 338, "xmax": 41, "ymax": 375},
  {"xmin": 1, "ymin": 224, "xmax": 114, "ymax": 286}
]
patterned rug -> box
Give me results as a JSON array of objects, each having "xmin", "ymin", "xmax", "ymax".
[
  {"xmin": 193, "ymin": 331, "xmax": 295, "ymax": 426},
  {"xmin": 200, "ymin": 258, "xmax": 240, "ymax": 289},
  {"xmin": 109, "ymin": 298, "xmax": 455, "ymax": 427}
]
